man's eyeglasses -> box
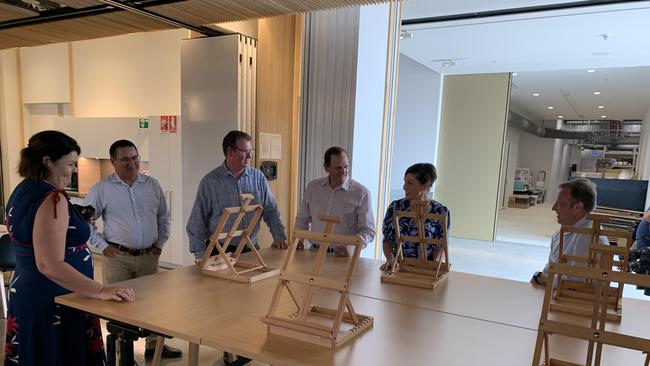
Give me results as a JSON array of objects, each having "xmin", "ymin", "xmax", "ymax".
[
  {"xmin": 115, "ymin": 155, "xmax": 141, "ymax": 163},
  {"xmin": 233, "ymin": 147, "xmax": 255, "ymax": 156}
]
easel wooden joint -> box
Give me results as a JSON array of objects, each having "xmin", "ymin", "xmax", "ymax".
[
  {"xmin": 381, "ymin": 200, "xmax": 450, "ymax": 289},
  {"xmin": 262, "ymin": 215, "xmax": 373, "ymax": 349},
  {"xmin": 197, "ymin": 193, "xmax": 279, "ymax": 283}
]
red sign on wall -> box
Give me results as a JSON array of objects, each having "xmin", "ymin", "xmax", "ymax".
[{"xmin": 160, "ymin": 116, "xmax": 178, "ymax": 133}]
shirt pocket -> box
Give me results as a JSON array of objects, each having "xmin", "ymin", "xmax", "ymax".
[{"xmin": 340, "ymin": 199, "xmax": 358, "ymax": 225}]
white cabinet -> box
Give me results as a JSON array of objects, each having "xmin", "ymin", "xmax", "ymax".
[{"xmin": 54, "ymin": 117, "xmax": 149, "ymax": 161}]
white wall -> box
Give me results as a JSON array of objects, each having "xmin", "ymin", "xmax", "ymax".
[
  {"xmin": 390, "ymin": 54, "xmax": 442, "ymax": 199},
  {"xmin": 352, "ymin": 3, "xmax": 389, "ymax": 257},
  {"xmin": 501, "ymin": 125, "xmax": 522, "ymax": 207},
  {"xmin": 517, "ymin": 129, "xmax": 554, "ymax": 188}
]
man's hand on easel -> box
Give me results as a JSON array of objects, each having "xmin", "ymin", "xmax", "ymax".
[{"xmin": 271, "ymin": 239, "xmax": 288, "ymax": 249}]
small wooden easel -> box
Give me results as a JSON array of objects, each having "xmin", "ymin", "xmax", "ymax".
[
  {"xmin": 197, "ymin": 193, "xmax": 279, "ymax": 283},
  {"xmin": 551, "ymin": 214, "xmax": 633, "ymax": 322},
  {"xmin": 262, "ymin": 215, "xmax": 373, "ymax": 349},
  {"xmin": 532, "ymin": 263, "xmax": 650, "ymax": 366},
  {"xmin": 381, "ymin": 200, "xmax": 450, "ymax": 289}
]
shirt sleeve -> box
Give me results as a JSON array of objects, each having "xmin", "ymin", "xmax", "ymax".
[
  {"xmin": 83, "ymin": 184, "xmax": 109, "ymax": 252},
  {"xmin": 259, "ymin": 175, "xmax": 287, "ymax": 241},
  {"xmin": 355, "ymin": 189, "xmax": 376, "ymax": 246},
  {"xmin": 186, "ymin": 178, "xmax": 212, "ymax": 259},
  {"xmin": 294, "ymin": 183, "xmax": 312, "ymax": 231},
  {"xmin": 154, "ymin": 181, "xmax": 170, "ymax": 249}
]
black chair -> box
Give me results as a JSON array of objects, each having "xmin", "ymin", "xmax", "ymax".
[{"xmin": 0, "ymin": 234, "xmax": 15, "ymax": 276}]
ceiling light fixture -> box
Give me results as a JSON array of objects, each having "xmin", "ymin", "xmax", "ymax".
[
  {"xmin": 599, "ymin": 33, "xmax": 612, "ymax": 41},
  {"xmin": 512, "ymin": 73, "xmax": 518, "ymax": 76},
  {"xmin": 587, "ymin": 69, "xmax": 596, "ymax": 73},
  {"xmin": 558, "ymin": 115, "xmax": 564, "ymax": 118},
  {"xmin": 594, "ymin": 91, "xmax": 601, "ymax": 95},
  {"xmin": 441, "ymin": 60, "xmax": 457, "ymax": 67},
  {"xmin": 601, "ymin": 115, "xmax": 607, "ymax": 118},
  {"xmin": 598, "ymin": 105, "xmax": 604, "ymax": 109},
  {"xmin": 547, "ymin": 106, "xmax": 554, "ymax": 110},
  {"xmin": 400, "ymin": 30, "xmax": 413, "ymax": 40},
  {"xmin": 533, "ymin": 93, "xmax": 540, "ymax": 96}
]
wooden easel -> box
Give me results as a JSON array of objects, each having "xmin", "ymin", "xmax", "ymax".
[
  {"xmin": 532, "ymin": 263, "xmax": 650, "ymax": 366},
  {"xmin": 197, "ymin": 193, "xmax": 279, "ymax": 283},
  {"xmin": 551, "ymin": 214, "xmax": 633, "ymax": 322},
  {"xmin": 262, "ymin": 215, "xmax": 373, "ymax": 349},
  {"xmin": 381, "ymin": 200, "xmax": 450, "ymax": 289}
]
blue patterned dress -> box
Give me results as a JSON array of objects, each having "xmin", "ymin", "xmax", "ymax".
[
  {"xmin": 4, "ymin": 180, "xmax": 105, "ymax": 366},
  {"xmin": 382, "ymin": 198, "xmax": 451, "ymax": 259}
]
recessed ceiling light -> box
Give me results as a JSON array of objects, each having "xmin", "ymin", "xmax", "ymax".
[
  {"xmin": 587, "ymin": 69, "xmax": 596, "ymax": 73},
  {"xmin": 598, "ymin": 105, "xmax": 604, "ymax": 109},
  {"xmin": 547, "ymin": 106, "xmax": 554, "ymax": 110},
  {"xmin": 601, "ymin": 115, "xmax": 607, "ymax": 118},
  {"xmin": 512, "ymin": 73, "xmax": 518, "ymax": 76},
  {"xmin": 533, "ymin": 93, "xmax": 540, "ymax": 96},
  {"xmin": 558, "ymin": 115, "xmax": 564, "ymax": 118},
  {"xmin": 594, "ymin": 91, "xmax": 601, "ymax": 95}
]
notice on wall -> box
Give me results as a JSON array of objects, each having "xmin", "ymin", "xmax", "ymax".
[
  {"xmin": 160, "ymin": 116, "xmax": 178, "ymax": 133},
  {"xmin": 258, "ymin": 132, "xmax": 281, "ymax": 160},
  {"xmin": 270, "ymin": 133, "xmax": 282, "ymax": 160},
  {"xmin": 259, "ymin": 133, "xmax": 271, "ymax": 159}
]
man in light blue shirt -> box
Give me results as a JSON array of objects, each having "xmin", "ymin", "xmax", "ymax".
[
  {"xmin": 295, "ymin": 146, "xmax": 375, "ymax": 257},
  {"xmin": 186, "ymin": 130, "xmax": 287, "ymax": 261},
  {"xmin": 85, "ymin": 140, "xmax": 180, "ymax": 359},
  {"xmin": 531, "ymin": 178, "xmax": 608, "ymax": 287}
]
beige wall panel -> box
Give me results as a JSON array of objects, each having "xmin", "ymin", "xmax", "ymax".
[
  {"xmin": 20, "ymin": 43, "xmax": 70, "ymax": 104},
  {"xmin": 435, "ymin": 73, "xmax": 511, "ymax": 241},
  {"xmin": 71, "ymin": 29, "xmax": 187, "ymax": 117},
  {"xmin": 256, "ymin": 15, "xmax": 297, "ymax": 246},
  {"xmin": 0, "ymin": 49, "xmax": 24, "ymax": 200}
]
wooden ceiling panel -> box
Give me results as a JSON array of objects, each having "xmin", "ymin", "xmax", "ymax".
[
  {"xmin": 55, "ymin": 0, "xmax": 103, "ymax": 8},
  {"xmin": 0, "ymin": 0, "xmax": 385, "ymax": 49},
  {"xmin": 0, "ymin": 3, "xmax": 38, "ymax": 22}
]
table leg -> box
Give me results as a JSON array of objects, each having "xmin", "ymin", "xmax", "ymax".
[
  {"xmin": 188, "ymin": 342, "xmax": 199, "ymax": 366},
  {"xmin": 151, "ymin": 335, "xmax": 164, "ymax": 366}
]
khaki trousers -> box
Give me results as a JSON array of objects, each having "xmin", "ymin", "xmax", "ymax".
[{"xmin": 102, "ymin": 252, "xmax": 160, "ymax": 349}]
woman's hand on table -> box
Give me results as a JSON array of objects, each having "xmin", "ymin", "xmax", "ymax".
[{"xmin": 96, "ymin": 286, "xmax": 136, "ymax": 302}]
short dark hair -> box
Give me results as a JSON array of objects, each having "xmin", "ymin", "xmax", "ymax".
[
  {"xmin": 405, "ymin": 163, "xmax": 437, "ymax": 188},
  {"xmin": 109, "ymin": 140, "xmax": 138, "ymax": 160},
  {"xmin": 18, "ymin": 130, "xmax": 81, "ymax": 181},
  {"xmin": 323, "ymin": 146, "xmax": 348, "ymax": 168},
  {"xmin": 559, "ymin": 178, "xmax": 597, "ymax": 212},
  {"xmin": 222, "ymin": 130, "xmax": 252, "ymax": 155}
]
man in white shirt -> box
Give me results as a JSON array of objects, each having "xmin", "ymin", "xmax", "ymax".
[
  {"xmin": 295, "ymin": 146, "xmax": 375, "ymax": 256},
  {"xmin": 531, "ymin": 178, "xmax": 608, "ymax": 287}
]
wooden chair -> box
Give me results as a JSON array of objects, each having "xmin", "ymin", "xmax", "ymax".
[
  {"xmin": 381, "ymin": 200, "xmax": 450, "ymax": 289},
  {"xmin": 532, "ymin": 263, "xmax": 650, "ymax": 366},
  {"xmin": 552, "ymin": 214, "xmax": 633, "ymax": 322},
  {"xmin": 197, "ymin": 193, "xmax": 279, "ymax": 283},
  {"xmin": 262, "ymin": 215, "xmax": 373, "ymax": 349}
]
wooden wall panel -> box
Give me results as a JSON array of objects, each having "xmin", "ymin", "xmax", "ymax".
[{"xmin": 256, "ymin": 15, "xmax": 298, "ymax": 246}]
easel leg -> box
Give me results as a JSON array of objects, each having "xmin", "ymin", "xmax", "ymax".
[{"xmin": 188, "ymin": 342, "xmax": 199, "ymax": 366}]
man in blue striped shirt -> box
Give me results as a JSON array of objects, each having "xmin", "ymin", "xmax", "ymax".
[{"xmin": 186, "ymin": 130, "xmax": 288, "ymax": 261}]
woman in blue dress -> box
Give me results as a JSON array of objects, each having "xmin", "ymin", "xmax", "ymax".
[
  {"xmin": 4, "ymin": 131, "xmax": 135, "ymax": 366},
  {"xmin": 380, "ymin": 163, "xmax": 450, "ymax": 271}
]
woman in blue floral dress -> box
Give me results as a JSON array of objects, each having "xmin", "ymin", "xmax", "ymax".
[
  {"xmin": 380, "ymin": 163, "xmax": 450, "ymax": 270},
  {"xmin": 4, "ymin": 131, "xmax": 135, "ymax": 366}
]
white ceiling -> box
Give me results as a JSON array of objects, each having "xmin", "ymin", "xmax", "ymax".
[{"xmin": 399, "ymin": 0, "xmax": 650, "ymax": 121}]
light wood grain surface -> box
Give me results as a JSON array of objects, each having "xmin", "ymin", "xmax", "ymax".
[{"xmin": 56, "ymin": 249, "xmax": 650, "ymax": 365}]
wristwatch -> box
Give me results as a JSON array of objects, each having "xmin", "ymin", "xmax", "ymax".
[{"xmin": 533, "ymin": 271, "xmax": 543, "ymax": 284}]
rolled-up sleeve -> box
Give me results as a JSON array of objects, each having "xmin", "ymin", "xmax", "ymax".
[
  {"xmin": 154, "ymin": 182, "xmax": 170, "ymax": 249},
  {"xmin": 356, "ymin": 190, "xmax": 375, "ymax": 245},
  {"xmin": 260, "ymin": 176, "xmax": 287, "ymax": 241},
  {"xmin": 294, "ymin": 185, "xmax": 312, "ymax": 231},
  {"xmin": 186, "ymin": 178, "xmax": 211, "ymax": 259},
  {"xmin": 84, "ymin": 185, "xmax": 109, "ymax": 252}
]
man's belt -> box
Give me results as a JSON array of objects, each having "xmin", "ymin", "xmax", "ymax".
[{"xmin": 107, "ymin": 242, "xmax": 154, "ymax": 256}]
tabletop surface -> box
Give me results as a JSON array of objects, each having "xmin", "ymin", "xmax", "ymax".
[{"xmin": 56, "ymin": 248, "xmax": 650, "ymax": 365}]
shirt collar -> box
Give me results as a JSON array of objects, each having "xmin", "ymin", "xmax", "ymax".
[
  {"xmin": 574, "ymin": 214, "xmax": 590, "ymax": 227},
  {"xmin": 110, "ymin": 172, "xmax": 144, "ymax": 185},
  {"xmin": 218, "ymin": 161, "xmax": 249, "ymax": 178},
  {"xmin": 319, "ymin": 176, "xmax": 350, "ymax": 191}
]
